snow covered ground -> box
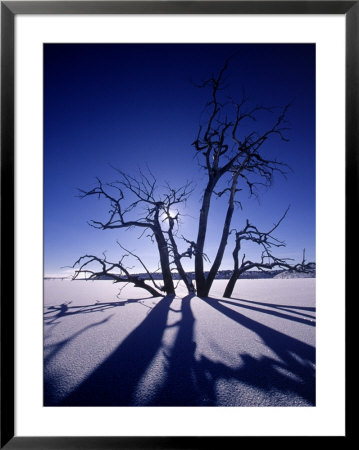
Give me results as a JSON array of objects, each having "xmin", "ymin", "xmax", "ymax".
[{"xmin": 44, "ymin": 278, "xmax": 315, "ymax": 407}]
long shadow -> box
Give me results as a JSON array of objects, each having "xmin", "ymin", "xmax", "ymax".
[
  {"xmin": 54, "ymin": 294, "xmax": 174, "ymax": 406},
  {"xmin": 147, "ymin": 294, "xmax": 215, "ymax": 406},
  {"xmin": 44, "ymin": 315, "xmax": 114, "ymax": 366},
  {"xmin": 231, "ymin": 297, "xmax": 316, "ymax": 319},
  {"xmin": 45, "ymin": 294, "xmax": 315, "ymax": 406},
  {"xmin": 200, "ymin": 297, "xmax": 315, "ymax": 405},
  {"xmin": 44, "ymin": 315, "xmax": 114, "ymax": 405},
  {"xmin": 149, "ymin": 294, "xmax": 315, "ymax": 406},
  {"xmin": 44, "ymin": 297, "xmax": 154, "ymax": 326},
  {"xmin": 218, "ymin": 298, "xmax": 315, "ymax": 326}
]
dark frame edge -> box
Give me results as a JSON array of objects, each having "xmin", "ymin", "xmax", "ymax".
[
  {"xmin": 345, "ymin": 1, "xmax": 358, "ymax": 441},
  {"xmin": 1, "ymin": 1, "xmax": 357, "ymax": 15},
  {"xmin": 1, "ymin": 435, "xmax": 349, "ymax": 449},
  {"xmin": 1, "ymin": 1, "xmax": 354, "ymax": 448},
  {"xmin": 1, "ymin": 2, "xmax": 14, "ymax": 449}
]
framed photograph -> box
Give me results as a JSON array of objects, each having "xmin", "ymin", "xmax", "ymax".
[{"xmin": 1, "ymin": 1, "xmax": 353, "ymax": 447}]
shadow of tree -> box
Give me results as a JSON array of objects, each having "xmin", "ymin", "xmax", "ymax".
[
  {"xmin": 218, "ymin": 298, "xmax": 315, "ymax": 326},
  {"xmin": 54, "ymin": 294, "xmax": 175, "ymax": 406},
  {"xmin": 146, "ymin": 294, "xmax": 214, "ymax": 406},
  {"xmin": 199, "ymin": 297, "xmax": 315, "ymax": 405},
  {"xmin": 45, "ymin": 294, "xmax": 315, "ymax": 407},
  {"xmin": 44, "ymin": 315, "xmax": 114, "ymax": 366},
  {"xmin": 147, "ymin": 295, "xmax": 315, "ymax": 406},
  {"xmin": 231, "ymin": 297, "xmax": 316, "ymax": 319},
  {"xmin": 44, "ymin": 297, "xmax": 154, "ymax": 326},
  {"xmin": 44, "ymin": 315, "xmax": 114, "ymax": 405}
]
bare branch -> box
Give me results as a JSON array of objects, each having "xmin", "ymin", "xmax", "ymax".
[
  {"xmin": 116, "ymin": 241, "xmax": 163, "ymax": 292},
  {"xmin": 71, "ymin": 253, "xmax": 164, "ymax": 297},
  {"xmin": 192, "ymin": 58, "xmax": 293, "ymax": 296},
  {"xmin": 223, "ymin": 208, "xmax": 314, "ymax": 297}
]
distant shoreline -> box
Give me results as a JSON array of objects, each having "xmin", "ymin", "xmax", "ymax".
[{"xmin": 44, "ymin": 268, "xmax": 316, "ymax": 281}]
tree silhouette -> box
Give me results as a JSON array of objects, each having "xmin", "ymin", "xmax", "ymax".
[
  {"xmin": 75, "ymin": 169, "xmax": 194, "ymax": 295},
  {"xmin": 223, "ymin": 208, "xmax": 314, "ymax": 298},
  {"xmin": 73, "ymin": 60, "xmax": 313, "ymax": 298},
  {"xmin": 191, "ymin": 60, "xmax": 293, "ymax": 296}
]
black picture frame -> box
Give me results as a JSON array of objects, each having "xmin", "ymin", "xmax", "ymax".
[{"xmin": 1, "ymin": 1, "xmax": 354, "ymax": 447}]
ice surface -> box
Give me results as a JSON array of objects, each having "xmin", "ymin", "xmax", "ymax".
[{"xmin": 44, "ymin": 278, "xmax": 315, "ymax": 406}]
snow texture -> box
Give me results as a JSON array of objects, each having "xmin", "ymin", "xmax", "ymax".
[{"xmin": 44, "ymin": 279, "xmax": 315, "ymax": 407}]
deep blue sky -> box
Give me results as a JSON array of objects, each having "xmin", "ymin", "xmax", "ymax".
[{"xmin": 44, "ymin": 44, "xmax": 315, "ymax": 277}]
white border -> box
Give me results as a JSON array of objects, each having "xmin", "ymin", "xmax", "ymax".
[{"xmin": 15, "ymin": 14, "xmax": 345, "ymax": 436}]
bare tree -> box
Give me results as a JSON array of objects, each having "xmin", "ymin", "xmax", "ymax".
[
  {"xmin": 192, "ymin": 60, "xmax": 292, "ymax": 297},
  {"xmin": 74, "ymin": 60, "xmax": 313, "ymax": 299},
  {"xmin": 161, "ymin": 183, "xmax": 196, "ymax": 293},
  {"xmin": 223, "ymin": 208, "xmax": 314, "ymax": 298},
  {"xmin": 77, "ymin": 169, "xmax": 193, "ymax": 295},
  {"xmin": 71, "ymin": 250, "xmax": 164, "ymax": 297}
]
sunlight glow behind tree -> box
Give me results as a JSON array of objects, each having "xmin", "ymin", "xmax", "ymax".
[{"xmin": 44, "ymin": 44, "xmax": 315, "ymax": 287}]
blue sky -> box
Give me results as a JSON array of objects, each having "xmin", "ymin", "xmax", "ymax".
[{"xmin": 44, "ymin": 43, "xmax": 315, "ymax": 277}]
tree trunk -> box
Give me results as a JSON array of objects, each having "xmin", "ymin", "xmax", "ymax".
[
  {"xmin": 223, "ymin": 270, "xmax": 240, "ymax": 298},
  {"xmin": 195, "ymin": 179, "xmax": 215, "ymax": 296},
  {"xmin": 205, "ymin": 200, "xmax": 235, "ymax": 295},
  {"xmin": 167, "ymin": 218, "xmax": 195, "ymax": 294},
  {"xmin": 223, "ymin": 231, "xmax": 242, "ymax": 298},
  {"xmin": 132, "ymin": 278, "xmax": 165, "ymax": 297},
  {"xmin": 154, "ymin": 231, "xmax": 175, "ymax": 295},
  {"xmin": 204, "ymin": 174, "xmax": 239, "ymax": 296}
]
